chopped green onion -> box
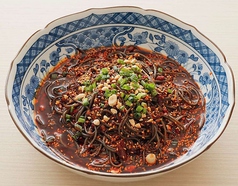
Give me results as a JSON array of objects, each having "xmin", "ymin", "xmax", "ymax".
[
  {"xmin": 125, "ymin": 100, "xmax": 133, "ymax": 107},
  {"xmin": 136, "ymin": 105, "xmax": 144, "ymax": 112},
  {"xmin": 128, "ymin": 94, "xmax": 136, "ymax": 102},
  {"xmin": 151, "ymin": 89, "xmax": 158, "ymax": 97},
  {"xmin": 117, "ymin": 59, "xmax": 125, "ymax": 64},
  {"xmin": 113, "ymin": 65, "xmax": 118, "ymax": 72},
  {"xmin": 75, "ymin": 123, "xmax": 83, "ymax": 131},
  {"xmin": 111, "ymin": 83, "xmax": 117, "ymax": 89},
  {"xmin": 130, "ymin": 73, "xmax": 139, "ymax": 82},
  {"xmin": 95, "ymin": 74, "xmax": 102, "ymax": 81},
  {"xmin": 66, "ymin": 114, "xmax": 71, "ymax": 120},
  {"xmin": 119, "ymin": 105, "xmax": 125, "ymax": 110},
  {"xmin": 66, "ymin": 114, "xmax": 71, "ymax": 122},
  {"xmin": 167, "ymin": 88, "xmax": 173, "ymax": 94},
  {"xmin": 101, "ymin": 68, "xmax": 109, "ymax": 75},
  {"xmin": 121, "ymin": 84, "xmax": 131, "ymax": 91},
  {"xmin": 142, "ymin": 108, "xmax": 147, "ymax": 114},
  {"xmin": 92, "ymin": 82, "xmax": 96, "ymax": 89},
  {"xmin": 104, "ymin": 89, "xmax": 112, "ymax": 99},
  {"xmin": 62, "ymin": 71, "xmax": 68, "ymax": 77},
  {"xmin": 146, "ymin": 83, "xmax": 156, "ymax": 92},
  {"xmin": 104, "ymin": 89, "xmax": 117, "ymax": 99},
  {"xmin": 119, "ymin": 67, "xmax": 133, "ymax": 77},
  {"xmin": 70, "ymin": 106, "xmax": 74, "ymax": 113},
  {"xmin": 99, "ymin": 103, "xmax": 105, "ymax": 107},
  {"xmin": 124, "ymin": 94, "xmax": 129, "ymax": 101},
  {"xmin": 82, "ymin": 98, "xmax": 89, "ymax": 106},
  {"xmin": 118, "ymin": 77, "xmax": 128, "ymax": 86},
  {"xmin": 85, "ymin": 82, "xmax": 97, "ymax": 92},
  {"xmin": 111, "ymin": 89, "xmax": 117, "ymax": 94},
  {"xmin": 72, "ymin": 131, "xmax": 82, "ymax": 140},
  {"xmin": 141, "ymin": 80, "xmax": 146, "ymax": 87},
  {"xmin": 78, "ymin": 116, "xmax": 85, "ymax": 123},
  {"xmin": 84, "ymin": 86, "xmax": 91, "ymax": 92},
  {"xmin": 51, "ymin": 73, "xmax": 58, "ymax": 79},
  {"xmin": 120, "ymin": 92, "xmax": 125, "ymax": 98},
  {"xmin": 131, "ymin": 82, "xmax": 139, "ymax": 89},
  {"xmin": 101, "ymin": 74, "xmax": 110, "ymax": 80},
  {"xmin": 141, "ymin": 102, "xmax": 147, "ymax": 108},
  {"xmin": 131, "ymin": 65, "xmax": 141, "ymax": 73},
  {"xmin": 158, "ymin": 67, "xmax": 163, "ymax": 73},
  {"xmin": 134, "ymin": 112, "xmax": 142, "ymax": 120},
  {"xmin": 136, "ymin": 93, "xmax": 147, "ymax": 100},
  {"xmin": 83, "ymin": 80, "xmax": 91, "ymax": 86}
]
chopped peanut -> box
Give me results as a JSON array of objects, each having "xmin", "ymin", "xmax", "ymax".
[
  {"xmin": 108, "ymin": 94, "xmax": 117, "ymax": 107},
  {"xmin": 92, "ymin": 119, "xmax": 100, "ymax": 126},
  {"xmin": 146, "ymin": 153, "xmax": 156, "ymax": 165},
  {"xmin": 110, "ymin": 108, "xmax": 118, "ymax": 114}
]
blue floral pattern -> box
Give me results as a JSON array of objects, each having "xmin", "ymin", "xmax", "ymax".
[
  {"xmin": 113, "ymin": 28, "xmax": 196, "ymax": 65},
  {"xmin": 7, "ymin": 9, "xmax": 233, "ymax": 173}
]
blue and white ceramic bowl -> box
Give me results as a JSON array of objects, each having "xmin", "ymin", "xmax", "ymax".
[{"xmin": 6, "ymin": 6, "xmax": 235, "ymax": 182}]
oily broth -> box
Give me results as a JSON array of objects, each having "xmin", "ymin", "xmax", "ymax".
[{"xmin": 34, "ymin": 46, "xmax": 205, "ymax": 173}]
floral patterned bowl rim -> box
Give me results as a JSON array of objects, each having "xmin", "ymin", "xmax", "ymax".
[{"xmin": 5, "ymin": 6, "xmax": 235, "ymax": 181}]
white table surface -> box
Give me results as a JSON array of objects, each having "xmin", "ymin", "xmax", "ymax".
[{"xmin": 1, "ymin": 0, "xmax": 238, "ymax": 185}]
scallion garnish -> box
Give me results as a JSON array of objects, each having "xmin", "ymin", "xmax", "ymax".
[
  {"xmin": 136, "ymin": 105, "xmax": 144, "ymax": 112},
  {"xmin": 151, "ymin": 89, "xmax": 158, "ymax": 97},
  {"xmin": 83, "ymin": 80, "xmax": 91, "ymax": 86},
  {"xmin": 70, "ymin": 106, "xmax": 74, "ymax": 113},
  {"xmin": 158, "ymin": 67, "xmax": 163, "ymax": 73},
  {"xmin": 111, "ymin": 83, "xmax": 117, "ymax": 89},
  {"xmin": 146, "ymin": 82, "xmax": 156, "ymax": 92},
  {"xmin": 82, "ymin": 98, "xmax": 89, "ymax": 106},
  {"xmin": 130, "ymin": 73, "xmax": 139, "ymax": 82},
  {"xmin": 120, "ymin": 92, "xmax": 125, "ymax": 98},
  {"xmin": 167, "ymin": 88, "xmax": 173, "ymax": 94},
  {"xmin": 119, "ymin": 67, "xmax": 133, "ymax": 77},
  {"xmin": 121, "ymin": 84, "xmax": 131, "ymax": 91},
  {"xmin": 117, "ymin": 59, "xmax": 125, "ymax": 64},
  {"xmin": 75, "ymin": 123, "xmax": 83, "ymax": 131},
  {"xmin": 136, "ymin": 93, "xmax": 147, "ymax": 100},
  {"xmin": 51, "ymin": 73, "xmax": 58, "ymax": 79},
  {"xmin": 141, "ymin": 102, "xmax": 147, "ymax": 108},
  {"xmin": 104, "ymin": 89, "xmax": 112, "ymax": 99},
  {"xmin": 101, "ymin": 74, "xmax": 110, "ymax": 80},
  {"xmin": 118, "ymin": 77, "xmax": 128, "ymax": 86},
  {"xmin": 113, "ymin": 65, "xmax": 118, "ymax": 72},
  {"xmin": 95, "ymin": 74, "xmax": 102, "ymax": 81},
  {"xmin": 101, "ymin": 68, "xmax": 109, "ymax": 75},
  {"xmin": 131, "ymin": 65, "xmax": 141, "ymax": 73},
  {"xmin": 125, "ymin": 100, "xmax": 133, "ymax": 107},
  {"xmin": 131, "ymin": 82, "xmax": 140, "ymax": 89},
  {"xmin": 134, "ymin": 112, "xmax": 142, "ymax": 120},
  {"xmin": 62, "ymin": 71, "xmax": 68, "ymax": 77},
  {"xmin": 78, "ymin": 116, "xmax": 86, "ymax": 123},
  {"xmin": 66, "ymin": 114, "xmax": 71, "ymax": 119}
]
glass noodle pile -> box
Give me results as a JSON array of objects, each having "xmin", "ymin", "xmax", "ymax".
[{"xmin": 34, "ymin": 46, "xmax": 205, "ymax": 173}]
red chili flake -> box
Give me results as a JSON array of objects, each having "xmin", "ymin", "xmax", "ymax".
[
  {"xmin": 163, "ymin": 107, "xmax": 168, "ymax": 113},
  {"xmin": 156, "ymin": 75, "xmax": 165, "ymax": 81},
  {"xmin": 86, "ymin": 110, "xmax": 91, "ymax": 115},
  {"xmin": 103, "ymin": 51, "xmax": 108, "ymax": 59},
  {"xmin": 142, "ymin": 75, "xmax": 149, "ymax": 80},
  {"xmin": 92, "ymin": 106, "xmax": 100, "ymax": 111},
  {"xmin": 72, "ymin": 109, "xmax": 79, "ymax": 115},
  {"xmin": 116, "ymin": 140, "xmax": 127, "ymax": 160},
  {"xmin": 124, "ymin": 165, "xmax": 136, "ymax": 173},
  {"xmin": 39, "ymin": 105, "xmax": 45, "ymax": 111}
]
